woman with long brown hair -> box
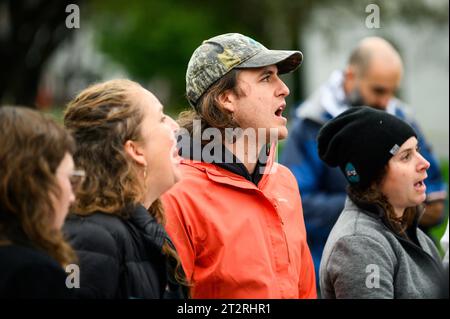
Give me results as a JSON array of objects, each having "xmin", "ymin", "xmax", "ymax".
[
  {"xmin": 63, "ymin": 79, "xmax": 188, "ymax": 298},
  {"xmin": 318, "ymin": 106, "xmax": 445, "ymax": 298},
  {"xmin": 0, "ymin": 106, "xmax": 80, "ymax": 298}
]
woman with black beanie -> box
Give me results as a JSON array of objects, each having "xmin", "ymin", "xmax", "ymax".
[{"xmin": 318, "ymin": 106, "xmax": 445, "ymax": 299}]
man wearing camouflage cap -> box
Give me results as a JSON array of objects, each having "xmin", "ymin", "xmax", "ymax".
[{"xmin": 162, "ymin": 33, "xmax": 316, "ymax": 298}]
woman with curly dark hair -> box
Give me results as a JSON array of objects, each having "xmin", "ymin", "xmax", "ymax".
[
  {"xmin": 0, "ymin": 106, "xmax": 80, "ymax": 298},
  {"xmin": 63, "ymin": 79, "xmax": 188, "ymax": 299}
]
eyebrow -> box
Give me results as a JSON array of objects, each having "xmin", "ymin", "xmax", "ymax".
[
  {"xmin": 259, "ymin": 67, "xmax": 276, "ymax": 77},
  {"xmin": 398, "ymin": 145, "xmax": 418, "ymax": 155},
  {"xmin": 400, "ymin": 148, "xmax": 413, "ymax": 154},
  {"xmin": 371, "ymin": 85, "xmax": 397, "ymax": 94},
  {"xmin": 372, "ymin": 86, "xmax": 388, "ymax": 92}
]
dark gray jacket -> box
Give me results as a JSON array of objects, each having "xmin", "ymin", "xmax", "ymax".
[{"xmin": 320, "ymin": 198, "xmax": 445, "ymax": 299}]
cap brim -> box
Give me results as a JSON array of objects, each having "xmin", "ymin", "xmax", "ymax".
[{"xmin": 238, "ymin": 49, "xmax": 303, "ymax": 74}]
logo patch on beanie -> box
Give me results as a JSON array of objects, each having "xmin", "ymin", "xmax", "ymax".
[
  {"xmin": 390, "ymin": 144, "xmax": 400, "ymax": 155},
  {"xmin": 345, "ymin": 162, "xmax": 360, "ymax": 183}
]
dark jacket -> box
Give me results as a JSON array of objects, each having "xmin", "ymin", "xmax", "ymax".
[
  {"xmin": 0, "ymin": 245, "xmax": 72, "ymax": 299},
  {"xmin": 64, "ymin": 204, "xmax": 185, "ymax": 299},
  {"xmin": 0, "ymin": 221, "xmax": 72, "ymax": 299}
]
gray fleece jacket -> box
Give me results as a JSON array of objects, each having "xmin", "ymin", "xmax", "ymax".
[{"xmin": 320, "ymin": 198, "xmax": 445, "ymax": 299}]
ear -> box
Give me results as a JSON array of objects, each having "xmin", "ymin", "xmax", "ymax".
[
  {"xmin": 344, "ymin": 66, "xmax": 357, "ymax": 93},
  {"xmin": 217, "ymin": 89, "xmax": 236, "ymax": 113},
  {"xmin": 124, "ymin": 140, "xmax": 147, "ymax": 167},
  {"xmin": 344, "ymin": 66, "xmax": 356, "ymax": 82}
]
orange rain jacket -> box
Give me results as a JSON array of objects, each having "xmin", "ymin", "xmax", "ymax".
[{"xmin": 162, "ymin": 147, "xmax": 317, "ymax": 299}]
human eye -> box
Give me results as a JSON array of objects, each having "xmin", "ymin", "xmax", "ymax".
[
  {"xmin": 401, "ymin": 151, "xmax": 411, "ymax": 161},
  {"xmin": 372, "ymin": 86, "xmax": 388, "ymax": 96},
  {"xmin": 160, "ymin": 115, "xmax": 167, "ymax": 123},
  {"xmin": 261, "ymin": 71, "xmax": 273, "ymax": 82},
  {"xmin": 70, "ymin": 169, "xmax": 85, "ymax": 191}
]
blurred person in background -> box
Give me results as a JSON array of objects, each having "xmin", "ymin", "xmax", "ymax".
[
  {"xmin": 440, "ymin": 219, "xmax": 449, "ymax": 298},
  {"xmin": 0, "ymin": 106, "xmax": 79, "ymax": 298},
  {"xmin": 441, "ymin": 220, "xmax": 449, "ymax": 269}
]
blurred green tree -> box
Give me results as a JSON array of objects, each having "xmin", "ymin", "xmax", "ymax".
[
  {"xmin": 0, "ymin": 0, "xmax": 447, "ymax": 110},
  {"xmin": 91, "ymin": 0, "xmax": 448, "ymax": 114},
  {"xmin": 0, "ymin": 0, "xmax": 81, "ymax": 107},
  {"xmin": 91, "ymin": 0, "xmax": 260, "ymax": 112}
]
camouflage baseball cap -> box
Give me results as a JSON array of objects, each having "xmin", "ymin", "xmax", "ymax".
[{"xmin": 186, "ymin": 33, "xmax": 303, "ymax": 106}]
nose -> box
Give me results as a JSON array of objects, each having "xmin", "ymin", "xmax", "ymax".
[
  {"xmin": 417, "ymin": 152, "xmax": 430, "ymax": 171},
  {"xmin": 375, "ymin": 96, "xmax": 390, "ymax": 109},
  {"xmin": 382, "ymin": 90, "xmax": 396, "ymax": 108},
  {"xmin": 167, "ymin": 115, "xmax": 179, "ymax": 131},
  {"xmin": 276, "ymin": 77, "xmax": 290, "ymax": 97}
]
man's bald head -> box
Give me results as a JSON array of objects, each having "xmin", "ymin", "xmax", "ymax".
[
  {"xmin": 348, "ymin": 37, "xmax": 403, "ymax": 77},
  {"xmin": 344, "ymin": 37, "xmax": 404, "ymax": 110}
]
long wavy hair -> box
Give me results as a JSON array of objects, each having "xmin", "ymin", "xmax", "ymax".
[
  {"xmin": 63, "ymin": 79, "xmax": 188, "ymax": 289},
  {"xmin": 348, "ymin": 165, "xmax": 418, "ymax": 235},
  {"xmin": 0, "ymin": 106, "xmax": 76, "ymax": 267}
]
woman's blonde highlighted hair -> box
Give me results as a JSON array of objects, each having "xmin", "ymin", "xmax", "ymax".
[
  {"xmin": 64, "ymin": 79, "xmax": 145, "ymax": 216},
  {"xmin": 64, "ymin": 79, "xmax": 189, "ymax": 289}
]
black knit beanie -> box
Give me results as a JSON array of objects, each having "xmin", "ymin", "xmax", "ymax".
[{"xmin": 318, "ymin": 106, "xmax": 417, "ymax": 189}]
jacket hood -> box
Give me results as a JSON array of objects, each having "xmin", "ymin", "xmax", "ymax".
[
  {"xmin": 179, "ymin": 142, "xmax": 279, "ymax": 189},
  {"xmin": 296, "ymin": 70, "xmax": 403, "ymax": 125}
]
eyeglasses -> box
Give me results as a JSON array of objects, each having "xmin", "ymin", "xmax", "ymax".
[{"xmin": 69, "ymin": 169, "xmax": 85, "ymax": 192}]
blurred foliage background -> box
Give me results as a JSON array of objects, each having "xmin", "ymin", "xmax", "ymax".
[
  {"xmin": 0, "ymin": 0, "xmax": 448, "ymax": 242},
  {"xmin": 1, "ymin": 0, "xmax": 448, "ymax": 112}
]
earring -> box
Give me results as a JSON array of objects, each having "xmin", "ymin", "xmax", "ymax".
[{"xmin": 143, "ymin": 165, "xmax": 147, "ymax": 179}]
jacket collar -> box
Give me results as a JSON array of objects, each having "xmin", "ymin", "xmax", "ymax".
[
  {"xmin": 128, "ymin": 204, "xmax": 167, "ymax": 252},
  {"xmin": 127, "ymin": 204, "xmax": 188, "ymax": 298},
  {"xmin": 345, "ymin": 198, "xmax": 445, "ymax": 278},
  {"xmin": 296, "ymin": 69, "xmax": 401, "ymax": 124},
  {"xmin": 345, "ymin": 197, "xmax": 423, "ymax": 246},
  {"xmin": 180, "ymin": 140, "xmax": 277, "ymax": 188}
]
